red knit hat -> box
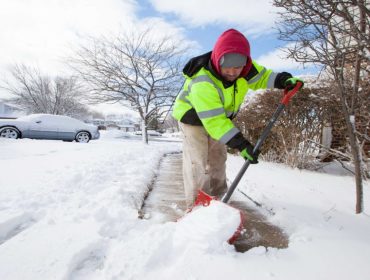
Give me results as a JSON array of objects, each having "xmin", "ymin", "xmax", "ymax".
[{"xmin": 211, "ymin": 29, "xmax": 252, "ymax": 77}]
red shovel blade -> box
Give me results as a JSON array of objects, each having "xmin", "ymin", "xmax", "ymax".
[
  {"xmin": 193, "ymin": 189, "xmax": 215, "ymax": 207},
  {"xmin": 191, "ymin": 190, "xmax": 245, "ymax": 244}
]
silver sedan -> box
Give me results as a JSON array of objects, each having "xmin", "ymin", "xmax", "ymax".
[{"xmin": 0, "ymin": 114, "xmax": 100, "ymax": 143}]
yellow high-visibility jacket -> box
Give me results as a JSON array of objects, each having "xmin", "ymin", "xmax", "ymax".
[{"xmin": 173, "ymin": 59, "xmax": 278, "ymax": 147}]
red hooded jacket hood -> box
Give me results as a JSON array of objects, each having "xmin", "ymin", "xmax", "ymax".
[{"xmin": 211, "ymin": 29, "xmax": 252, "ymax": 78}]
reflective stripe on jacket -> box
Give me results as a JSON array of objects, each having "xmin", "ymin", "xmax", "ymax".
[{"xmin": 172, "ymin": 60, "xmax": 277, "ymax": 144}]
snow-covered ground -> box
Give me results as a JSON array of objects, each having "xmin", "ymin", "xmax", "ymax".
[{"xmin": 0, "ymin": 130, "xmax": 369, "ymax": 280}]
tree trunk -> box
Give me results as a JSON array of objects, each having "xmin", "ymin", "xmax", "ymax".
[
  {"xmin": 347, "ymin": 1, "xmax": 366, "ymax": 214},
  {"xmin": 141, "ymin": 119, "xmax": 148, "ymax": 144},
  {"xmin": 337, "ymin": 85, "xmax": 364, "ymax": 213}
]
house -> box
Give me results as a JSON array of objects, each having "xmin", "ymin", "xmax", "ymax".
[
  {"xmin": 119, "ymin": 124, "xmax": 135, "ymax": 132},
  {"xmin": 91, "ymin": 119, "xmax": 105, "ymax": 126}
]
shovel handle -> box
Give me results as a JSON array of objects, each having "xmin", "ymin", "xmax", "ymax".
[
  {"xmin": 222, "ymin": 83, "xmax": 302, "ymax": 203},
  {"xmin": 281, "ymin": 82, "xmax": 303, "ymax": 105}
]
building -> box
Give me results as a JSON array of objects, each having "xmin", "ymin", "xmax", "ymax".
[{"xmin": 88, "ymin": 115, "xmax": 140, "ymax": 132}]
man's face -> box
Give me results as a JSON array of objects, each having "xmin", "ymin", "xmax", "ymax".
[{"xmin": 220, "ymin": 66, "xmax": 244, "ymax": 82}]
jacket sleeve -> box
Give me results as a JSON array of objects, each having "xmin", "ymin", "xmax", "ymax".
[{"xmin": 244, "ymin": 60, "xmax": 292, "ymax": 90}]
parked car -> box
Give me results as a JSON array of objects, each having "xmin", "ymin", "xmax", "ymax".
[
  {"xmin": 134, "ymin": 130, "xmax": 162, "ymax": 136},
  {"xmin": 148, "ymin": 130, "xmax": 162, "ymax": 136},
  {"xmin": 0, "ymin": 114, "xmax": 100, "ymax": 143}
]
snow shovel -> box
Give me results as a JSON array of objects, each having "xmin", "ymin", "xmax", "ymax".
[{"xmin": 192, "ymin": 82, "xmax": 303, "ymax": 243}]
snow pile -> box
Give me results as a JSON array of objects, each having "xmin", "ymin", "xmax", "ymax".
[
  {"xmin": 173, "ymin": 201, "xmax": 241, "ymax": 251},
  {"xmin": 101, "ymin": 201, "xmax": 240, "ymax": 279}
]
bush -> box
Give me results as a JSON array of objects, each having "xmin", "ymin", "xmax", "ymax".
[{"xmin": 234, "ymin": 88, "xmax": 325, "ymax": 169}]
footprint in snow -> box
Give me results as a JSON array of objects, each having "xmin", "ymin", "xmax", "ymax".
[
  {"xmin": 64, "ymin": 240, "xmax": 108, "ymax": 280},
  {"xmin": 0, "ymin": 213, "xmax": 38, "ymax": 246}
]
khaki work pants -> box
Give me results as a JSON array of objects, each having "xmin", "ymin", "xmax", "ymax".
[{"xmin": 180, "ymin": 122, "xmax": 227, "ymax": 208}]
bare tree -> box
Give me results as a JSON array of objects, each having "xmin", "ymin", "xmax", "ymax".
[
  {"xmin": 273, "ymin": 0, "xmax": 370, "ymax": 213},
  {"xmin": 2, "ymin": 64, "xmax": 89, "ymax": 119},
  {"xmin": 70, "ymin": 28, "xmax": 186, "ymax": 143}
]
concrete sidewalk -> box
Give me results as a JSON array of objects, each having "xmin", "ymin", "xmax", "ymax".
[{"xmin": 139, "ymin": 152, "xmax": 289, "ymax": 252}]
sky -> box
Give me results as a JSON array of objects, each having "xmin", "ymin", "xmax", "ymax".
[{"xmin": 0, "ymin": 0, "xmax": 316, "ymax": 114}]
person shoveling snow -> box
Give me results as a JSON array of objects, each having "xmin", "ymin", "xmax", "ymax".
[
  {"xmin": 172, "ymin": 28, "xmax": 303, "ymax": 244},
  {"xmin": 172, "ymin": 28, "xmax": 304, "ymax": 208}
]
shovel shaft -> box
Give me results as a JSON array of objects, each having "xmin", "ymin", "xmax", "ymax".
[
  {"xmin": 221, "ymin": 82, "xmax": 302, "ymax": 203},
  {"xmin": 222, "ymin": 104, "xmax": 286, "ymax": 203}
]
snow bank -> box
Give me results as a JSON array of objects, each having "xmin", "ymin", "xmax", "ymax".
[
  {"xmin": 0, "ymin": 136, "xmax": 181, "ymax": 280},
  {"xmin": 173, "ymin": 201, "xmax": 241, "ymax": 251},
  {"xmin": 101, "ymin": 201, "xmax": 240, "ymax": 279},
  {"xmin": 1, "ymin": 135, "xmax": 370, "ymax": 280}
]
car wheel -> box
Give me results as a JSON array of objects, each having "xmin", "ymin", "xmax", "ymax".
[
  {"xmin": 0, "ymin": 127, "xmax": 20, "ymax": 139},
  {"xmin": 75, "ymin": 131, "xmax": 91, "ymax": 143}
]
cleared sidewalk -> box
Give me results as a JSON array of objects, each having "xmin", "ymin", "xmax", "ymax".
[{"xmin": 139, "ymin": 152, "xmax": 289, "ymax": 252}]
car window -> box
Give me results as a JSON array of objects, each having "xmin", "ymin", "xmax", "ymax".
[
  {"xmin": 17, "ymin": 115, "xmax": 39, "ymax": 121},
  {"xmin": 18, "ymin": 114, "xmax": 50, "ymax": 123},
  {"xmin": 49, "ymin": 116, "xmax": 70, "ymax": 126},
  {"xmin": 38, "ymin": 115, "xmax": 52, "ymax": 123},
  {"xmin": 68, "ymin": 117, "xmax": 84, "ymax": 125}
]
